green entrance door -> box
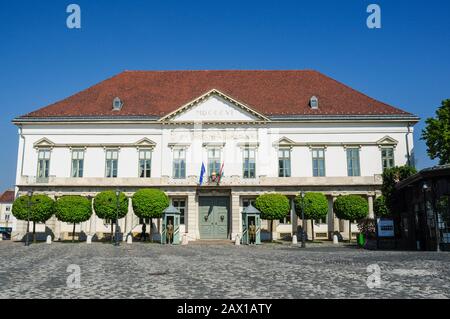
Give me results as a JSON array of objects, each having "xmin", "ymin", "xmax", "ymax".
[{"xmin": 199, "ymin": 197, "xmax": 229, "ymax": 239}]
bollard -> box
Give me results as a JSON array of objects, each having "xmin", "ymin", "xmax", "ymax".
[
  {"xmin": 127, "ymin": 235, "xmax": 132, "ymax": 244},
  {"xmin": 86, "ymin": 235, "xmax": 92, "ymax": 244},
  {"xmin": 333, "ymin": 234, "xmax": 339, "ymax": 244},
  {"xmin": 46, "ymin": 235, "xmax": 52, "ymax": 244},
  {"xmin": 181, "ymin": 234, "xmax": 188, "ymax": 245},
  {"xmin": 235, "ymin": 234, "xmax": 241, "ymax": 246},
  {"xmin": 292, "ymin": 234, "xmax": 298, "ymax": 245}
]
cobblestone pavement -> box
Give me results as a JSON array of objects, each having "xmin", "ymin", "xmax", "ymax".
[{"xmin": 0, "ymin": 241, "xmax": 449, "ymax": 299}]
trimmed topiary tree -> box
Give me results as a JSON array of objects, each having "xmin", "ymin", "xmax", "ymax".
[
  {"xmin": 294, "ymin": 192, "xmax": 328, "ymax": 241},
  {"xmin": 333, "ymin": 195, "xmax": 369, "ymax": 242},
  {"xmin": 132, "ymin": 189, "xmax": 169, "ymax": 242},
  {"xmin": 374, "ymin": 195, "xmax": 390, "ymax": 217},
  {"xmin": 12, "ymin": 194, "xmax": 55, "ymax": 243},
  {"xmin": 55, "ymin": 195, "xmax": 92, "ymax": 242},
  {"xmin": 255, "ymin": 193, "xmax": 290, "ymax": 241},
  {"xmin": 93, "ymin": 191, "xmax": 128, "ymax": 242}
]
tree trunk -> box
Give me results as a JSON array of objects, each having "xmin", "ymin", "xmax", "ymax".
[
  {"xmin": 311, "ymin": 220, "xmax": 315, "ymax": 242},
  {"xmin": 110, "ymin": 222, "xmax": 114, "ymax": 243},
  {"xmin": 349, "ymin": 220, "xmax": 352, "ymax": 243},
  {"xmin": 271, "ymin": 220, "xmax": 274, "ymax": 242},
  {"xmin": 150, "ymin": 218, "xmax": 153, "ymax": 243},
  {"xmin": 33, "ymin": 222, "xmax": 36, "ymax": 243},
  {"xmin": 72, "ymin": 222, "xmax": 76, "ymax": 243}
]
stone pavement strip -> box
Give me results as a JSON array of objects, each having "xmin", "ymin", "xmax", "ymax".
[{"xmin": 0, "ymin": 242, "xmax": 449, "ymax": 299}]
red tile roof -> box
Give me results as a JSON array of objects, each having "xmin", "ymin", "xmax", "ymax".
[
  {"xmin": 0, "ymin": 190, "xmax": 14, "ymax": 203},
  {"xmin": 19, "ymin": 70, "xmax": 413, "ymax": 119}
]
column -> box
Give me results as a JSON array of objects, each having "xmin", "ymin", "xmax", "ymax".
[
  {"xmin": 231, "ymin": 193, "xmax": 240, "ymax": 241},
  {"xmin": 125, "ymin": 198, "xmax": 133, "ymax": 240},
  {"xmin": 342, "ymin": 219, "xmax": 350, "ymax": 240},
  {"xmin": 186, "ymin": 193, "xmax": 199, "ymax": 241},
  {"xmin": 89, "ymin": 197, "xmax": 96, "ymax": 237},
  {"xmin": 328, "ymin": 196, "xmax": 339, "ymax": 237},
  {"xmin": 291, "ymin": 198, "xmax": 298, "ymax": 236},
  {"xmin": 368, "ymin": 195, "xmax": 374, "ymax": 219}
]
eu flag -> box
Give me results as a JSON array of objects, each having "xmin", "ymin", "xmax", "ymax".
[{"xmin": 199, "ymin": 162, "xmax": 206, "ymax": 185}]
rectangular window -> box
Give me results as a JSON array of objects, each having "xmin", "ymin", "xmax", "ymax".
[
  {"xmin": 278, "ymin": 148, "xmax": 291, "ymax": 177},
  {"xmin": 5, "ymin": 214, "xmax": 10, "ymax": 221},
  {"xmin": 105, "ymin": 149, "xmax": 118, "ymax": 178},
  {"xmin": 71, "ymin": 149, "xmax": 84, "ymax": 178},
  {"xmin": 37, "ymin": 149, "xmax": 51, "ymax": 181},
  {"xmin": 207, "ymin": 148, "xmax": 221, "ymax": 178},
  {"xmin": 279, "ymin": 212, "xmax": 292, "ymax": 224},
  {"xmin": 243, "ymin": 148, "xmax": 256, "ymax": 179},
  {"xmin": 173, "ymin": 149, "xmax": 186, "ymax": 179},
  {"xmin": 139, "ymin": 217, "xmax": 150, "ymax": 224},
  {"xmin": 6, "ymin": 206, "xmax": 10, "ymax": 212},
  {"xmin": 346, "ymin": 148, "xmax": 361, "ymax": 177},
  {"xmin": 172, "ymin": 198, "xmax": 186, "ymax": 225},
  {"xmin": 312, "ymin": 148, "xmax": 326, "ymax": 177},
  {"xmin": 139, "ymin": 149, "xmax": 152, "ymax": 178},
  {"xmin": 381, "ymin": 147, "xmax": 395, "ymax": 170}
]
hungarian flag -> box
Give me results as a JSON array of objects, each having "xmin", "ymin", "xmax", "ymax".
[{"xmin": 216, "ymin": 163, "xmax": 224, "ymax": 184}]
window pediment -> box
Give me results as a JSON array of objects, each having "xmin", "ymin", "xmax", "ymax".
[
  {"xmin": 33, "ymin": 138, "xmax": 55, "ymax": 149},
  {"xmin": 134, "ymin": 138, "xmax": 156, "ymax": 149},
  {"xmin": 376, "ymin": 136, "xmax": 398, "ymax": 148}
]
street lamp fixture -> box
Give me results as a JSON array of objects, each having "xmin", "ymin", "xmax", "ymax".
[
  {"xmin": 114, "ymin": 189, "xmax": 120, "ymax": 247},
  {"xmin": 300, "ymin": 191, "xmax": 306, "ymax": 248},
  {"xmin": 26, "ymin": 190, "xmax": 33, "ymax": 246}
]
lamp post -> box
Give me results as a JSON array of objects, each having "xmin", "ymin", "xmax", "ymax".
[
  {"xmin": 423, "ymin": 182, "xmax": 440, "ymax": 252},
  {"xmin": 26, "ymin": 191, "xmax": 33, "ymax": 246},
  {"xmin": 300, "ymin": 191, "xmax": 306, "ymax": 248},
  {"xmin": 115, "ymin": 189, "xmax": 120, "ymax": 247}
]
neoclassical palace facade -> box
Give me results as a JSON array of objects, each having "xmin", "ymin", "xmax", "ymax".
[{"xmin": 12, "ymin": 70, "xmax": 419, "ymax": 241}]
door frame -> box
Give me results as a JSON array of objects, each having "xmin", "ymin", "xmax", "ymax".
[{"xmin": 198, "ymin": 196, "xmax": 231, "ymax": 239}]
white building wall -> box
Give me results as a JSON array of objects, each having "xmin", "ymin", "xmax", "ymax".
[{"xmin": 16, "ymin": 122, "xmax": 413, "ymax": 181}]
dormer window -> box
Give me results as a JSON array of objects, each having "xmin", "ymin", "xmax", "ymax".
[
  {"xmin": 113, "ymin": 97, "xmax": 123, "ymax": 111},
  {"xmin": 310, "ymin": 96, "xmax": 319, "ymax": 109}
]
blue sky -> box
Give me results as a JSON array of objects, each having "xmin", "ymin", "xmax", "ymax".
[{"xmin": 0, "ymin": 0, "xmax": 449, "ymax": 191}]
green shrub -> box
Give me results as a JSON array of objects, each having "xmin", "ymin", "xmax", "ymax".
[
  {"xmin": 294, "ymin": 192, "xmax": 328, "ymax": 220},
  {"xmin": 93, "ymin": 191, "xmax": 128, "ymax": 220},
  {"xmin": 12, "ymin": 194, "xmax": 55, "ymax": 242},
  {"xmin": 255, "ymin": 193, "xmax": 290, "ymax": 221},
  {"xmin": 333, "ymin": 195, "xmax": 369, "ymax": 221},
  {"xmin": 94, "ymin": 191, "xmax": 128, "ymax": 241},
  {"xmin": 294, "ymin": 192, "xmax": 328, "ymax": 241},
  {"xmin": 132, "ymin": 189, "xmax": 169, "ymax": 219},
  {"xmin": 12, "ymin": 194, "xmax": 55, "ymax": 223},
  {"xmin": 55, "ymin": 196, "xmax": 92, "ymax": 242},
  {"xmin": 374, "ymin": 195, "xmax": 390, "ymax": 217},
  {"xmin": 334, "ymin": 195, "xmax": 369, "ymax": 242},
  {"xmin": 255, "ymin": 193, "xmax": 290, "ymax": 241},
  {"xmin": 382, "ymin": 165, "xmax": 417, "ymax": 212}
]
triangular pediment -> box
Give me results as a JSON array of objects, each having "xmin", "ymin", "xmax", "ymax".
[
  {"xmin": 273, "ymin": 137, "xmax": 296, "ymax": 147},
  {"xmin": 159, "ymin": 89, "xmax": 269, "ymax": 123},
  {"xmin": 377, "ymin": 136, "xmax": 398, "ymax": 146},
  {"xmin": 33, "ymin": 138, "xmax": 55, "ymax": 148},
  {"xmin": 134, "ymin": 138, "xmax": 156, "ymax": 148}
]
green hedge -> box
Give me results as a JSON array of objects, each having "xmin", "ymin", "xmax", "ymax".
[
  {"xmin": 255, "ymin": 193, "xmax": 290, "ymax": 221},
  {"xmin": 294, "ymin": 192, "xmax": 328, "ymax": 220},
  {"xmin": 55, "ymin": 195, "xmax": 92, "ymax": 224},
  {"xmin": 12, "ymin": 194, "xmax": 55, "ymax": 223},
  {"xmin": 93, "ymin": 191, "xmax": 128, "ymax": 220},
  {"xmin": 333, "ymin": 195, "xmax": 369, "ymax": 221},
  {"xmin": 132, "ymin": 189, "xmax": 169, "ymax": 219}
]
